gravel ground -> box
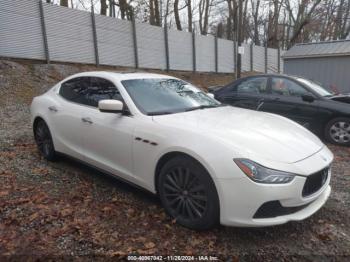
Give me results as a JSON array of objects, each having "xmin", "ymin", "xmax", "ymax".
[{"xmin": 0, "ymin": 59, "xmax": 349, "ymax": 261}]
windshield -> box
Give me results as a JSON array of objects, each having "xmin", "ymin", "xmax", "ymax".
[
  {"xmin": 296, "ymin": 77, "xmax": 334, "ymax": 97},
  {"xmin": 122, "ymin": 78, "xmax": 221, "ymax": 115}
]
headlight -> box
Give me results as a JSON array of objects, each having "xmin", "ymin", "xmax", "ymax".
[{"xmin": 234, "ymin": 159, "xmax": 295, "ymax": 184}]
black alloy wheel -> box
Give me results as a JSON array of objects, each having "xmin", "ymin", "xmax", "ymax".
[
  {"xmin": 158, "ymin": 156, "xmax": 219, "ymax": 230},
  {"xmin": 34, "ymin": 120, "xmax": 57, "ymax": 161}
]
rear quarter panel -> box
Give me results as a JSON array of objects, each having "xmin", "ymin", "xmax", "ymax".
[{"xmin": 30, "ymin": 90, "xmax": 61, "ymax": 149}]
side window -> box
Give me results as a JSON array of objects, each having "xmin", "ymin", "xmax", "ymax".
[
  {"xmin": 59, "ymin": 77, "xmax": 122, "ymax": 107},
  {"xmin": 271, "ymin": 77, "xmax": 309, "ymax": 97},
  {"xmin": 87, "ymin": 77, "xmax": 122, "ymax": 107},
  {"xmin": 59, "ymin": 77, "xmax": 91, "ymax": 106},
  {"xmin": 235, "ymin": 77, "xmax": 268, "ymax": 94}
]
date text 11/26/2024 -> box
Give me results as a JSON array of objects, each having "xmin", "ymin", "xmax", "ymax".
[{"xmin": 127, "ymin": 255, "xmax": 219, "ymax": 261}]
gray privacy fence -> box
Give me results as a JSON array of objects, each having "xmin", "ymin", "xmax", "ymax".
[{"xmin": 0, "ymin": 0, "xmax": 283, "ymax": 73}]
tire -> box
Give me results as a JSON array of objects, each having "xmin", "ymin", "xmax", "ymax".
[
  {"xmin": 34, "ymin": 120, "xmax": 57, "ymax": 161},
  {"xmin": 157, "ymin": 155, "xmax": 220, "ymax": 230},
  {"xmin": 324, "ymin": 117, "xmax": 350, "ymax": 146}
]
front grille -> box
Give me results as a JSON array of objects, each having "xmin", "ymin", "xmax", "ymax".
[{"xmin": 302, "ymin": 167, "xmax": 329, "ymax": 197}]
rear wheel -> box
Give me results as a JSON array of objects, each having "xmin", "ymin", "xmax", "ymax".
[
  {"xmin": 157, "ymin": 156, "xmax": 219, "ymax": 230},
  {"xmin": 325, "ymin": 117, "xmax": 350, "ymax": 146},
  {"xmin": 34, "ymin": 120, "xmax": 57, "ymax": 161}
]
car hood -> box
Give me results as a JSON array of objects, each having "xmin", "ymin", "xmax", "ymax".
[
  {"xmin": 327, "ymin": 93, "xmax": 350, "ymax": 104},
  {"xmin": 152, "ymin": 106, "xmax": 324, "ymax": 164}
]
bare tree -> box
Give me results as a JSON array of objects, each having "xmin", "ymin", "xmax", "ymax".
[
  {"xmin": 242, "ymin": 0, "xmax": 249, "ymax": 41},
  {"xmin": 187, "ymin": 0, "xmax": 193, "ymax": 32},
  {"xmin": 100, "ymin": 0, "xmax": 107, "ymax": 15},
  {"xmin": 216, "ymin": 22, "xmax": 224, "ymax": 37},
  {"xmin": 60, "ymin": 0, "xmax": 348, "ymax": 48},
  {"xmin": 149, "ymin": 0, "xmax": 156, "ymax": 25},
  {"xmin": 251, "ymin": 0, "xmax": 261, "ymax": 45},
  {"xmin": 267, "ymin": 0, "xmax": 283, "ymax": 48},
  {"xmin": 119, "ymin": 0, "xmax": 128, "ymax": 19},
  {"xmin": 174, "ymin": 0, "xmax": 182, "ymax": 30},
  {"xmin": 280, "ymin": 9, "xmax": 287, "ymax": 49},
  {"xmin": 226, "ymin": 0, "xmax": 238, "ymax": 40},
  {"xmin": 199, "ymin": 0, "xmax": 212, "ymax": 35},
  {"xmin": 285, "ymin": 0, "xmax": 322, "ymax": 47},
  {"xmin": 154, "ymin": 0, "xmax": 161, "ymax": 26},
  {"xmin": 237, "ymin": 0, "xmax": 243, "ymax": 78},
  {"xmin": 60, "ymin": 0, "xmax": 68, "ymax": 7},
  {"xmin": 319, "ymin": 0, "xmax": 337, "ymax": 41},
  {"xmin": 148, "ymin": 0, "xmax": 161, "ymax": 25},
  {"xmin": 337, "ymin": 0, "xmax": 350, "ymax": 39}
]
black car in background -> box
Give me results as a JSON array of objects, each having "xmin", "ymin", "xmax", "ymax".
[{"xmin": 211, "ymin": 74, "xmax": 350, "ymax": 146}]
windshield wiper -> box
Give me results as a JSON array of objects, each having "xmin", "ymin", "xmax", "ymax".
[
  {"xmin": 185, "ymin": 104, "xmax": 224, "ymax": 112},
  {"xmin": 147, "ymin": 111, "xmax": 174, "ymax": 116},
  {"xmin": 148, "ymin": 104, "xmax": 224, "ymax": 115}
]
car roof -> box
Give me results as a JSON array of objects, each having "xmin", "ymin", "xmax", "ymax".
[{"xmin": 67, "ymin": 71, "xmax": 178, "ymax": 81}]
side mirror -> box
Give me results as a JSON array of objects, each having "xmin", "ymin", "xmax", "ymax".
[
  {"xmin": 208, "ymin": 85, "xmax": 224, "ymax": 93},
  {"xmin": 207, "ymin": 93, "xmax": 215, "ymax": 99},
  {"xmin": 98, "ymin": 99, "xmax": 124, "ymax": 113},
  {"xmin": 301, "ymin": 94, "xmax": 315, "ymax": 103}
]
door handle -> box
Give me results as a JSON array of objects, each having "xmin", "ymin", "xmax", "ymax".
[
  {"xmin": 81, "ymin": 117, "xmax": 93, "ymax": 124},
  {"xmin": 48, "ymin": 106, "xmax": 58, "ymax": 112}
]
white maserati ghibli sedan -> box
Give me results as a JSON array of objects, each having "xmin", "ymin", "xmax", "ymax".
[{"xmin": 30, "ymin": 71, "xmax": 333, "ymax": 230}]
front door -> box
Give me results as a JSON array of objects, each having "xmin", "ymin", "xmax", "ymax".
[
  {"xmin": 78, "ymin": 77, "xmax": 137, "ymax": 183},
  {"xmin": 260, "ymin": 76, "xmax": 319, "ymax": 131}
]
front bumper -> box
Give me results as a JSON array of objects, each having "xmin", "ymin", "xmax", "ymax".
[
  {"xmin": 217, "ymin": 176, "xmax": 331, "ymax": 227},
  {"xmin": 215, "ymin": 149, "xmax": 332, "ymax": 227}
]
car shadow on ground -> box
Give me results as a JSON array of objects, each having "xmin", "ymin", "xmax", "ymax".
[{"xmin": 55, "ymin": 154, "xmax": 161, "ymax": 204}]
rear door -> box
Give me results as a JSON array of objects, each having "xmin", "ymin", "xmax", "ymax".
[
  {"xmin": 260, "ymin": 76, "xmax": 320, "ymax": 130},
  {"xmin": 217, "ymin": 76, "xmax": 270, "ymax": 110},
  {"xmin": 51, "ymin": 77, "xmax": 90, "ymax": 160}
]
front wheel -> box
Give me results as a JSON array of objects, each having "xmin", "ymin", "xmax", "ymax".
[
  {"xmin": 325, "ymin": 117, "xmax": 350, "ymax": 146},
  {"xmin": 34, "ymin": 120, "xmax": 57, "ymax": 161},
  {"xmin": 157, "ymin": 156, "xmax": 220, "ymax": 230}
]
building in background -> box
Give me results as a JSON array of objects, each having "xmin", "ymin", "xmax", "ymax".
[{"xmin": 283, "ymin": 40, "xmax": 350, "ymax": 94}]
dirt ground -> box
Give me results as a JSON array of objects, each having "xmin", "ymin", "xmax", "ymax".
[{"xmin": 0, "ymin": 59, "xmax": 349, "ymax": 261}]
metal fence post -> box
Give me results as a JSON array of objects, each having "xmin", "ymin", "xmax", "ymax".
[
  {"xmin": 39, "ymin": 1, "xmax": 50, "ymax": 64},
  {"xmin": 215, "ymin": 36, "xmax": 218, "ymax": 73},
  {"xmin": 264, "ymin": 42, "xmax": 268, "ymax": 73},
  {"xmin": 277, "ymin": 47, "xmax": 281, "ymax": 73},
  {"xmin": 250, "ymin": 43, "xmax": 253, "ymax": 72},
  {"xmin": 90, "ymin": 5, "xmax": 99, "ymax": 66},
  {"xmin": 131, "ymin": 15, "xmax": 139, "ymax": 69},
  {"xmin": 233, "ymin": 40, "xmax": 237, "ymax": 76},
  {"xmin": 164, "ymin": 22, "xmax": 170, "ymax": 71},
  {"xmin": 192, "ymin": 30, "xmax": 196, "ymax": 73}
]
